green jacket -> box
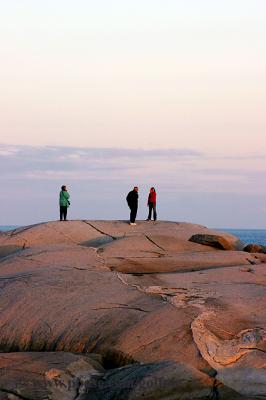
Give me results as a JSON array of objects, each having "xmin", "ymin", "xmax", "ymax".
[{"xmin": 59, "ymin": 190, "xmax": 70, "ymax": 207}]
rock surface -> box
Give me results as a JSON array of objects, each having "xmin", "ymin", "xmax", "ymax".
[
  {"xmin": 189, "ymin": 233, "xmax": 243, "ymax": 250},
  {"xmin": 0, "ymin": 352, "xmax": 247, "ymax": 400},
  {"xmin": 0, "ymin": 220, "xmax": 265, "ymax": 399},
  {"xmin": 244, "ymin": 243, "xmax": 266, "ymax": 254},
  {"xmin": 0, "ymin": 352, "xmax": 103, "ymax": 400}
]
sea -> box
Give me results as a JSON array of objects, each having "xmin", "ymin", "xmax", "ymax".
[
  {"xmin": 0, "ymin": 226, "xmax": 19, "ymax": 232},
  {"xmin": 216, "ymin": 229, "xmax": 266, "ymax": 247},
  {"xmin": 0, "ymin": 225, "xmax": 266, "ymax": 246}
]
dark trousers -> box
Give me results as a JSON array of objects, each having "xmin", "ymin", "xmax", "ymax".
[
  {"xmin": 130, "ymin": 206, "xmax": 138, "ymax": 223},
  {"xmin": 60, "ymin": 206, "xmax": 68, "ymax": 221},
  {"xmin": 148, "ymin": 203, "xmax": 157, "ymax": 221}
]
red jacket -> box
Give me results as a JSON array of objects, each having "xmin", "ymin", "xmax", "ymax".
[{"xmin": 148, "ymin": 192, "xmax": 156, "ymax": 204}]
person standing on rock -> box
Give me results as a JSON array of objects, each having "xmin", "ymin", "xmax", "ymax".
[
  {"xmin": 146, "ymin": 187, "xmax": 157, "ymax": 221},
  {"xmin": 126, "ymin": 187, "xmax": 139, "ymax": 225},
  {"xmin": 59, "ymin": 185, "xmax": 70, "ymax": 221}
]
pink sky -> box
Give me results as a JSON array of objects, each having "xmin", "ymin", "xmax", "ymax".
[{"xmin": 0, "ymin": 1, "xmax": 266, "ymax": 226}]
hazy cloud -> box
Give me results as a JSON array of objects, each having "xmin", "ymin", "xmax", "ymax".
[
  {"xmin": 0, "ymin": 144, "xmax": 265, "ymax": 191},
  {"xmin": 1, "ymin": 144, "xmax": 265, "ymax": 227},
  {"xmin": 0, "ymin": 144, "xmax": 203, "ymax": 180}
]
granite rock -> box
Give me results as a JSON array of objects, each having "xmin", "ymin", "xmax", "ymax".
[{"xmin": 0, "ymin": 220, "xmax": 265, "ymax": 399}]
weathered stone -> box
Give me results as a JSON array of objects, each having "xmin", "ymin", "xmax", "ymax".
[
  {"xmin": 0, "ymin": 220, "xmax": 240, "ymax": 249},
  {"xmin": 0, "ymin": 220, "xmax": 265, "ymax": 398},
  {"xmin": 244, "ymin": 243, "xmax": 266, "ymax": 254},
  {"xmin": 0, "ymin": 352, "xmax": 104, "ymax": 400},
  {"xmin": 0, "ymin": 245, "xmax": 24, "ymax": 260},
  {"xmin": 244, "ymin": 243, "xmax": 262, "ymax": 253},
  {"xmin": 104, "ymin": 249, "xmax": 260, "ymax": 273},
  {"xmin": 77, "ymin": 361, "xmax": 239, "ymax": 400},
  {"xmin": 0, "ymin": 353, "xmax": 248, "ymax": 400},
  {"xmin": 189, "ymin": 233, "xmax": 242, "ymax": 250},
  {"xmin": 192, "ymin": 312, "xmax": 266, "ymax": 397}
]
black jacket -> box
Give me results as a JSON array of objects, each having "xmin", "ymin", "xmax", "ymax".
[{"xmin": 126, "ymin": 190, "xmax": 138, "ymax": 208}]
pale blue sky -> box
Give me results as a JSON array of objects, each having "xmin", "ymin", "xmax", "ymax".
[{"xmin": 0, "ymin": 2, "xmax": 266, "ymax": 226}]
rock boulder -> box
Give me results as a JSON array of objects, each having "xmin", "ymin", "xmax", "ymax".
[
  {"xmin": 189, "ymin": 233, "xmax": 243, "ymax": 250},
  {"xmin": 244, "ymin": 243, "xmax": 266, "ymax": 254}
]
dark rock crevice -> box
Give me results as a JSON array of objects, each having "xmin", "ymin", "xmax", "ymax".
[
  {"xmin": 91, "ymin": 305, "xmax": 149, "ymax": 313},
  {"xmin": 144, "ymin": 234, "xmax": 166, "ymax": 252},
  {"xmin": 0, "ymin": 245, "xmax": 26, "ymax": 262},
  {"xmin": 82, "ymin": 221, "xmax": 117, "ymax": 241},
  {"xmin": 0, "ymin": 388, "xmax": 31, "ymax": 400},
  {"xmin": 9, "ymin": 224, "xmax": 41, "ymax": 237},
  {"xmin": 80, "ymin": 236, "xmax": 114, "ymax": 248},
  {"xmin": 101, "ymin": 349, "xmax": 137, "ymax": 369}
]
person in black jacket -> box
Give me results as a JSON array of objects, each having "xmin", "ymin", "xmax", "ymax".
[{"xmin": 126, "ymin": 187, "xmax": 139, "ymax": 225}]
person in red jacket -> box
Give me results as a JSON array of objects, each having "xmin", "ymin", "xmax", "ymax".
[{"xmin": 146, "ymin": 187, "xmax": 157, "ymax": 221}]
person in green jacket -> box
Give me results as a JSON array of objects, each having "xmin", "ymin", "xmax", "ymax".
[{"xmin": 59, "ymin": 185, "xmax": 70, "ymax": 221}]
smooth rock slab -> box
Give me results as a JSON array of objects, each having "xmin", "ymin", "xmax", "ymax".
[
  {"xmin": 0, "ymin": 220, "xmax": 265, "ymax": 399},
  {"xmin": 105, "ymin": 250, "xmax": 260, "ymax": 273},
  {"xmin": 0, "ymin": 243, "xmax": 206, "ymax": 371}
]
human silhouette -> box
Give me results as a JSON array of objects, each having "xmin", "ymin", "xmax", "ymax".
[
  {"xmin": 59, "ymin": 185, "xmax": 70, "ymax": 221},
  {"xmin": 146, "ymin": 187, "xmax": 157, "ymax": 221},
  {"xmin": 126, "ymin": 186, "xmax": 139, "ymax": 225}
]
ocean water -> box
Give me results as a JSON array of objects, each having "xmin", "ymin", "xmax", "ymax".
[
  {"xmin": 1, "ymin": 226, "xmax": 266, "ymax": 246},
  {"xmin": 0, "ymin": 226, "xmax": 19, "ymax": 232},
  {"xmin": 216, "ymin": 229, "xmax": 266, "ymax": 246}
]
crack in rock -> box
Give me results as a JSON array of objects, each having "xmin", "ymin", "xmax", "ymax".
[
  {"xmin": 246, "ymin": 258, "xmax": 256, "ymax": 266},
  {"xmin": 0, "ymin": 273, "xmax": 34, "ymax": 281},
  {"xmin": 47, "ymin": 225, "xmax": 78, "ymax": 244},
  {"xmin": 109, "ymin": 255, "xmax": 165, "ymax": 260},
  {"xmin": 22, "ymin": 251, "xmax": 47, "ymax": 258},
  {"xmin": 0, "ymin": 367, "xmax": 45, "ymax": 377},
  {"xmin": 0, "ymin": 388, "xmax": 31, "ymax": 400},
  {"xmin": 144, "ymin": 234, "xmax": 166, "ymax": 253},
  {"xmin": 82, "ymin": 221, "xmax": 117, "ymax": 240},
  {"xmin": 116, "ymin": 273, "xmax": 149, "ymax": 296},
  {"xmin": 91, "ymin": 305, "xmax": 149, "ymax": 313},
  {"xmin": 126, "ymin": 333, "xmax": 171, "ymax": 353},
  {"xmin": 116, "ymin": 274, "xmax": 214, "ymax": 311},
  {"xmin": 95, "ymin": 248, "xmax": 107, "ymax": 264},
  {"xmin": 144, "ymin": 286, "xmax": 216, "ymax": 310},
  {"xmin": 9, "ymin": 224, "xmax": 42, "ymax": 237}
]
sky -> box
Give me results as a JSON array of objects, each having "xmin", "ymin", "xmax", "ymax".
[{"xmin": 0, "ymin": 1, "xmax": 266, "ymax": 227}]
